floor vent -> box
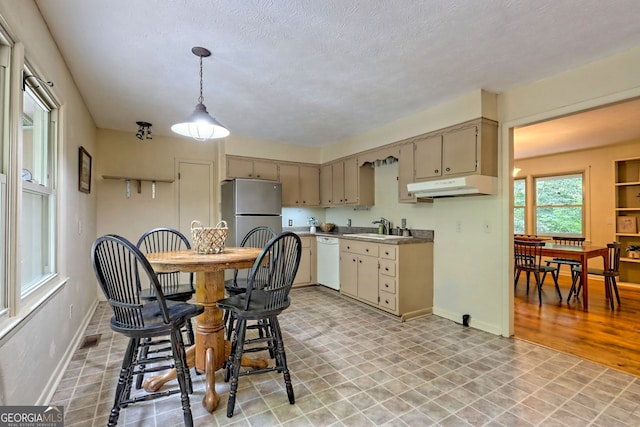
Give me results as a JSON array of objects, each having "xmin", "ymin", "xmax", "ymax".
[{"xmin": 80, "ymin": 334, "xmax": 101, "ymax": 349}]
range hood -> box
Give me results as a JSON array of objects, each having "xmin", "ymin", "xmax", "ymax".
[{"xmin": 407, "ymin": 174, "xmax": 498, "ymax": 198}]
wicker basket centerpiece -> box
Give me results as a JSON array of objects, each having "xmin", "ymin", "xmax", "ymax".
[{"xmin": 190, "ymin": 220, "xmax": 228, "ymax": 254}]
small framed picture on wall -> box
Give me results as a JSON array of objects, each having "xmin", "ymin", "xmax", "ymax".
[{"xmin": 78, "ymin": 146, "xmax": 92, "ymax": 193}]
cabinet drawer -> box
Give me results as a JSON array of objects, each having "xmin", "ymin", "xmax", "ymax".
[
  {"xmin": 379, "ymin": 259, "xmax": 396, "ymax": 277},
  {"xmin": 342, "ymin": 240, "xmax": 378, "ymax": 257},
  {"xmin": 379, "ymin": 277, "xmax": 396, "ymax": 294},
  {"xmin": 379, "ymin": 245, "xmax": 396, "ymax": 260},
  {"xmin": 378, "ymin": 291, "xmax": 396, "ymax": 311}
]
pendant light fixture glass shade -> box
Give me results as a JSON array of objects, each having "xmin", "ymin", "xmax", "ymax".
[{"xmin": 171, "ymin": 47, "xmax": 229, "ymax": 141}]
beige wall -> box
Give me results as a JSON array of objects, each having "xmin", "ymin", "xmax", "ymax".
[
  {"xmin": 0, "ymin": 1, "xmax": 98, "ymax": 405},
  {"xmin": 96, "ymin": 128, "xmax": 222, "ymax": 242}
]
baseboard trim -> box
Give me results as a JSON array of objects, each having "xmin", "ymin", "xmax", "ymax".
[{"xmin": 37, "ymin": 299, "xmax": 100, "ymax": 406}]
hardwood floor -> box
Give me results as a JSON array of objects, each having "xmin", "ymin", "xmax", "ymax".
[{"xmin": 514, "ymin": 272, "xmax": 640, "ymax": 377}]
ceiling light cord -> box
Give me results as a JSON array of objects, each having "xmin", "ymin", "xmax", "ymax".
[{"xmin": 198, "ymin": 55, "xmax": 204, "ymax": 105}]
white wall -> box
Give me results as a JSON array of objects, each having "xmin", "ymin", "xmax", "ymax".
[{"xmin": 0, "ymin": 1, "xmax": 98, "ymax": 405}]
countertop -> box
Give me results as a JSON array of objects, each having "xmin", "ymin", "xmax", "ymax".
[{"xmin": 284, "ymin": 227, "xmax": 434, "ymax": 244}]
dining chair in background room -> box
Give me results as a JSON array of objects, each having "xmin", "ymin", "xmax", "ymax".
[
  {"xmin": 514, "ymin": 239, "xmax": 563, "ymax": 305},
  {"xmin": 568, "ymin": 242, "xmax": 621, "ymax": 309},
  {"xmin": 542, "ymin": 236, "xmax": 586, "ymax": 283},
  {"xmin": 223, "ymin": 226, "xmax": 277, "ymax": 340},
  {"xmin": 513, "ymin": 235, "xmax": 545, "ymax": 288},
  {"xmin": 217, "ymin": 231, "xmax": 302, "ymax": 417},
  {"xmin": 136, "ymin": 227, "xmax": 197, "ymax": 389},
  {"xmin": 92, "ymin": 234, "xmax": 204, "ymax": 427}
]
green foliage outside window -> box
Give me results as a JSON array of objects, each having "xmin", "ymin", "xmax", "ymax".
[
  {"xmin": 514, "ymin": 179, "xmax": 525, "ymax": 234},
  {"xmin": 535, "ymin": 174, "xmax": 583, "ymax": 235}
]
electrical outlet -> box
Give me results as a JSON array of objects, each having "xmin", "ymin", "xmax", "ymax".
[
  {"xmin": 456, "ymin": 221, "xmax": 462, "ymax": 233},
  {"xmin": 288, "ymin": 219, "xmax": 293, "ymax": 226},
  {"xmin": 484, "ymin": 220, "xmax": 491, "ymax": 233},
  {"xmin": 401, "ymin": 218, "xmax": 406, "ymax": 228}
]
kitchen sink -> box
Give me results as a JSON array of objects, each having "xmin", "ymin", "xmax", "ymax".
[{"xmin": 343, "ymin": 233, "xmax": 413, "ymax": 240}]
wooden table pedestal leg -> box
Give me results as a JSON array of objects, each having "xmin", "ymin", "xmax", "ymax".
[{"xmin": 202, "ymin": 347, "xmax": 219, "ymax": 412}]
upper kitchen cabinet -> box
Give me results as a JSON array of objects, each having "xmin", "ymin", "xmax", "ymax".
[
  {"xmin": 320, "ymin": 157, "xmax": 374, "ymax": 207},
  {"xmin": 279, "ymin": 163, "xmax": 320, "ymax": 207},
  {"xmin": 414, "ymin": 134, "xmax": 443, "ymax": 181},
  {"xmin": 398, "ymin": 142, "xmax": 416, "ymax": 203},
  {"xmin": 412, "ymin": 118, "xmax": 499, "ymax": 182},
  {"xmin": 345, "ymin": 157, "xmax": 374, "ymax": 205},
  {"xmin": 332, "ymin": 160, "xmax": 345, "ymax": 204},
  {"xmin": 226, "ymin": 156, "xmax": 278, "ymax": 180},
  {"xmin": 320, "ymin": 164, "xmax": 333, "ymax": 205}
]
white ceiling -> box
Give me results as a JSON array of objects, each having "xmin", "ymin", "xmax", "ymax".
[{"xmin": 35, "ymin": 0, "xmax": 640, "ymax": 156}]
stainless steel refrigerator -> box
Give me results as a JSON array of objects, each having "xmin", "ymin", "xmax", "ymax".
[{"xmin": 221, "ymin": 178, "xmax": 282, "ymax": 247}]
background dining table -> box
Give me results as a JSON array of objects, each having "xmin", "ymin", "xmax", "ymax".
[{"xmin": 539, "ymin": 242, "xmax": 609, "ymax": 311}]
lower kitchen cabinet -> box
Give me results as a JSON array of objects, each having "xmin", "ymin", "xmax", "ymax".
[
  {"xmin": 339, "ymin": 239, "xmax": 433, "ymax": 320},
  {"xmin": 293, "ymin": 236, "xmax": 316, "ymax": 287}
]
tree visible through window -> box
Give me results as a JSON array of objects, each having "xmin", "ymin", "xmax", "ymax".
[
  {"xmin": 535, "ymin": 174, "xmax": 583, "ymax": 235},
  {"xmin": 514, "ymin": 179, "xmax": 526, "ymax": 235}
]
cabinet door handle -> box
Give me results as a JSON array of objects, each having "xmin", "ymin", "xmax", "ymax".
[
  {"xmin": 365, "ymin": 249, "xmax": 369, "ymax": 252},
  {"xmin": 385, "ymin": 267, "xmax": 389, "ymax": 271},
  {"xmin": 385, "ymin": 251, "xmax": 389, "ymax": 255},
  {"xmin": 359, "ymin": 260, "xmax": 362, "ymax": 264},
  {"xmin": 385, "ymin": 283, "xmax": 389, "ymax": 288},
  {"xmin": 434, "ymin": 169, "xmax": 439, "ymax": 174},
  {"xmin": 445, "ymin": 167, "xmax": 450, "ymax": 172}
]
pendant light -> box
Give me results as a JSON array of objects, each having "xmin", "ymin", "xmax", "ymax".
[{"xmin": 171, "ymin": 47, "xmax": 230, "ymax": 141}]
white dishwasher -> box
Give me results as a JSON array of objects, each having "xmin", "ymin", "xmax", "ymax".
[{"xmin": 316, "ymin": 236, "xmax": 340, "ymax": 290}]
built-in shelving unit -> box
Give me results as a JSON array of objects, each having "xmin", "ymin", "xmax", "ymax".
[
  {"xmin": 102, "ymin": 175, "xmax": 174, "ymax": 198},
  {"xmin": 614, "ymin": 157, "xmax": 640, "ymax": 283}
]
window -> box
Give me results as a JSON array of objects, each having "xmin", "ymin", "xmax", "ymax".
[
  {"xmin": 534, "ymin": 173, "xmax": 583, "ymax": 236},
  {"xmin": 21, "ymin": 83, "xmax": 57, "ymax": 296},
  {"xmin": 514, "ymin": 178, "xmax": 526, "ymax": 235}
]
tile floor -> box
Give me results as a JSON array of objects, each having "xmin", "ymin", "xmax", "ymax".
[{"xmin": 51, "ymin": 286, "xmax": 640, "ymax": 426}]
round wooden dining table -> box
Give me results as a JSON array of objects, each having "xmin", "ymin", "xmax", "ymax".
[{"xmin": 143, "ymin": 247, "xmax": 268, "ymax": 412}]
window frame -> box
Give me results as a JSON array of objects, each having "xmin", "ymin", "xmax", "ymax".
[
  {"xmin": 533, "ymin": 172, "xmax": 585, "ymax": 237},
  {"xmin": 0, "ymin": 37, "xmax": 65, "ymax": 335},
  {"xmin": 20, "ymin": 82, "xmax": 58, "ymax": 297},
  {"xmin": 513, "ymin": 178, "xmax": 526, "ymax": 235}
]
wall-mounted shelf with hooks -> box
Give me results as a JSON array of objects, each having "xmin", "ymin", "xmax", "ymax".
[{"xmin": 102, "ymin": 175, "xmax": 174, "ymax": 199}]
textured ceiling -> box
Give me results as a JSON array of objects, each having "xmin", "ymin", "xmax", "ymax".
[{"xmin": 35, "ymin": 0, "xmax": 640, "ymax": 155}]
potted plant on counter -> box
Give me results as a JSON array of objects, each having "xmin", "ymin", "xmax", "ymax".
[{"xmin": 626, "ymin": 243, "xmax": 640, "ymax": 259}]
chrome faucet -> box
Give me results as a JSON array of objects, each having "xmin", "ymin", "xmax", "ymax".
[{"xmin": 372, "ymin": 217, "xmax": 391, "ymax": 234}]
